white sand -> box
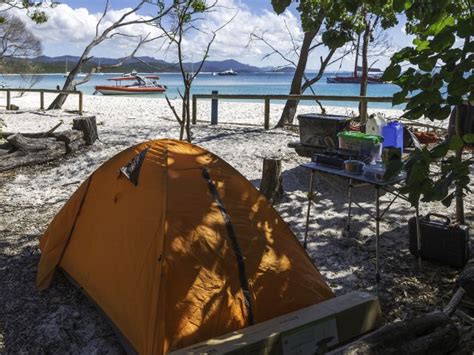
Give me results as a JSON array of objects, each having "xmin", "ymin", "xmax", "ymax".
[{"xmin": 0, "ymin": 93, "xmax": 472, "ymax": 352}]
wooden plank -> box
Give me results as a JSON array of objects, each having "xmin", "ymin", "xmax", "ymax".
[
  {"xmin": 192, "ymin": 94, "xmax": 405, "ymax": 103},
  {"xmin": 0, "ymin": 88, "xmax": 81, "ymax": 95}
]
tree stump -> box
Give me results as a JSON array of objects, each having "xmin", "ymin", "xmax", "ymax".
[
  {"xmin": 53, "ymin": 130, "xmax": 84, "ymax": 154},
  {"xmin": 72, "ymin": 116, "xmax": 98, "ymax": 145},
  {"xmin": 260, "ymin": 157, "xmax": 284, "ymax": 204}
]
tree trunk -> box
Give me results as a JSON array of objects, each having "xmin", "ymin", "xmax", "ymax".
[
  {"xmin": 275, "ymin": 30, "xmax": 317, "ymax": 128},
  {"xmin": 358, "ymin": 18, "xmax": 370, "ymax": 124},
  {"xmin": 259, "ymin": 158, "xmax": 284, "ymax": 204},
  {"xmin": 48, "ymin": 67, "xmax": 80, "ymax": 110},
  {"xmin": 48, "ymin": 50, "xmax": 93, "ymax": 110},
  {"xmin": 184, "ymin": 82, "xmax": 192, "ymax": 142},
  {"xmin": 454, "ymin": 106, "xmax": 465, "ymax": 223}
]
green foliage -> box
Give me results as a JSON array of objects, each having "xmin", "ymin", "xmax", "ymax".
[
  {"xmin": 382, "ymin": 0, "xmax": 473, "ymax": 208},
  {"xmin": 386, "ymin": 1, "xmax": 472, "ymax": 120},
  {"xmin": 270, "ymin": 1, "xmax": 398, "ymax": 58},
  {"xmin": 271, "ymin": 0, "xmax": 473, "ymax": 210},
  {"xmin": 0, "ymin": 1, "xmax": 50, "ymax": 24}
]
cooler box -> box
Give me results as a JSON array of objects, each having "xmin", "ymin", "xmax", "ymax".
[
  {"xmin": 337, "ymin": 131, "xmax": 383, "ymax": 162},
  {"xmin": 408, "ymin": 213, "xmax": 470, "ymax": 269},
  {"xmin": 297, "ymin": 114, "xmax": 351, "ymax": 148}
]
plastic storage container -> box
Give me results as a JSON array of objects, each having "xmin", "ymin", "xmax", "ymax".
[
  {"xmin": 297, "ymin": 114, "xmax": 352, "ymax": 148},
  {"xmin": 337, "ymin": 131, "xmax": 384, "ymax": 162},
  {"xmin": 382, "ymin": 121, "xmax": 404, "ymax": 149},
  {"xmin": 363, "ymin": 162, "xmax": 386, "ymax": 181},
  {"xmin": 366, "ymin": 114, "xmax": 387, "ymax": 136}
]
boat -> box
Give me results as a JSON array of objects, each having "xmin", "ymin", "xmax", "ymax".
[
  {"xmin": 217, "ymin": 68, "xmax": 237, "ymax": 76},
  {"xmin": 326, "ymin": 70, "xmax": 383, "ymax": 84},
  {"xmin": 326, "ymin": 35, "xmax": 384, "ymax": 84},
  {"xmin": 63, "ymin": 59, "xmax": 69, "ymax": 77},
  {"xmin": 95, "ymin": 59, "xmax": 105, "ymax": 75},
  {"xmin": 94, "ymin": 71, "xmax": 167, "ymax": 95}
]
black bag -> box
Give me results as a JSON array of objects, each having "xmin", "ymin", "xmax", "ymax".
[{"xmin": 408, "ymin": 213, "xmax": 470, "ymax": 269}]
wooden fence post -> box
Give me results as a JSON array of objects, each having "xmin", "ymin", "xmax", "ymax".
[
  {"xmin": 211, "ymin": 90, "xmax": 218, "ymax": 125},
  {"xmin": 78, "ymin": 92, "xmax": 83, "ymax": 115},
  {"xmin": 6, "ymin": 90, "xmax": 10, "ymax": 110},
  {"xmin": 192, "ymin": 95, "xmax": 197, "ymax": 124},
  {"xmin": 264, "ymin": 97, "xmax": 270, "ymax": 130},
  {"xmin": 40, "ymin": 91, "xmax": 44, "ymax": 110}
]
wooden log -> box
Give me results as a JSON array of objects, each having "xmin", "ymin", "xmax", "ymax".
[
  {"xmin": 0, "ymin": 121, "xmax": 63, "ymax": 138},
  {"xmin": 72, "ymin": 116, "xmax": 98, "ymax": 145},
  {"xmin": 0, "ymin": 142, "xmax": 66, "ymax": 172},
  {"xmin": 399, "ymin": 323, "xmax": 459, "ymax": 354},
  {"xmin": 330, "ymin": 311, "xmax": 454, "ymax": 355},
  {"xmin": 459, "ymin": 259, "xmax": 474, "ymax": 297},
  {"xmin": 259, "ymin": 157, "xmax": 284, "ymax": 204},
  {"xmin": 7, "ymin": 134, "xmax": 60, "ymax": 153},
  {"xmin": 53, "ymin": 130, "xmax": 84, "ymax": 154}
]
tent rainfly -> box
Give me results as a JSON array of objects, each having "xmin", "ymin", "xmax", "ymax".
[{"xmin": 37, "ymin": 139, "xmax": 334, "ymax": 354}]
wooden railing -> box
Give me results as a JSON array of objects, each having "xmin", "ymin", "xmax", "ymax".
[
  {"xmin": 0, "ymin": 88, "xmax": 83, "ymax": 114},
  {"xmin": 191, "ymin": 93, "xmax": 410, "ymax": 129}
]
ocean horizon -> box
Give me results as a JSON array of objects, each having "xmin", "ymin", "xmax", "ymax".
[{"xmin": 0, "ymin": 71, "xmax": 404, "ymax": 110}]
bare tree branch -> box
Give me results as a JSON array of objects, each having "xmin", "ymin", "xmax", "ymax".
[
  {"xmin": 96, "ymin": 0, "xmax": 110, "ymax": 37},
  {"xmin": 48, "ymin": 0, "xmax": 174, "ymax": 109}
]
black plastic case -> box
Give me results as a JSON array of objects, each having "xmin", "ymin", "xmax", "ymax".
[{"xmin": 408, "ymin": 213, "xmax": 470, "ymax": 269}]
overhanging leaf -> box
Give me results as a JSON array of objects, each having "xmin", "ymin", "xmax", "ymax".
[
  {"xmin": 449, "ymin": 135, "xmax": 464, "ymax": 151},
  {"xmin": 463, "ymin": 134, "xmax": 474, "ymax": 144},
  {"xmin": 271, "ymin": 0, "xmax": 292, "ymax": 14},
  {"xmin": 424, "ymin": 16, "xmax": 455, "ymax": 36},
  {"xmin": 382, "ymin": 64, "xmax": 401, "ymax": 81}
]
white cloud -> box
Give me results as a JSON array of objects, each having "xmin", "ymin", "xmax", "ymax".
[
  {"xmin": 3, "ymin": 1, "xmax": 411, "ymax": 70},
  {"xmin": 5, "ymin": 0, "xmax": 308, "ymax": 67}
]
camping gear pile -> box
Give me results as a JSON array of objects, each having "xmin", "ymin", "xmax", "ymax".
[{"xmin": 295, "ymin": 110, "xmax": 471, "ymax": 271}]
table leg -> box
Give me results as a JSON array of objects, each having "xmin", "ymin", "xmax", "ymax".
[
  {"xmin": 375, "ymin": 186, "xmax": 381, "ymax": 290},
  {"xmin": 415, "ymin": 204, "xmax": 422, "ymax": 270},
  {"xmin": 303, "ymin": 170, "xmax": 316, "ymax": 249},
  {"xmin": 346, "ymin": 178, "xmax": 353, "ymax": 235}
]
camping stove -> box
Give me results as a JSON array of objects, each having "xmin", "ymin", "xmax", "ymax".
[{"xmin": 312, "ymin": 149, "xmax": 369, "ymax": 169}]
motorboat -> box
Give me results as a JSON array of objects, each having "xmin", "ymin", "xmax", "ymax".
[
  {"xmin": 94, "ymin": 72, "xmax": 167, "ymax": 95},
  {"xmin": 217, "ymin": 68, "xmax": 237, "ymax": 76}
]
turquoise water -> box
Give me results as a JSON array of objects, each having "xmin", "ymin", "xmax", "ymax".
[{"xmin": 1, "ymin": 72, "xmax": 404, "ymax": 109}]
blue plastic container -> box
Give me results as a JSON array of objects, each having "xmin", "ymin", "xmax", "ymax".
[{"xmin": 382, "ymin": 121, "xmax": 404, "ymax": 149}]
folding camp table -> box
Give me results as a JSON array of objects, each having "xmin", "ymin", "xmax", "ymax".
[{"xmin": 301, "ymin": 162, "xmax": 422, "ymax": 289}]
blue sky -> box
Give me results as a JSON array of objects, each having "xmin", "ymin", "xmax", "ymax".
[{"xmin": 10, "ymin": 0, "xmax": 413, "ymax": 71}]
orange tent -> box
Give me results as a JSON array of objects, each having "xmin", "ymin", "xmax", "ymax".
[{"xmin": 37, "ymin": 139, "xmax": 333, "ymax": 354}]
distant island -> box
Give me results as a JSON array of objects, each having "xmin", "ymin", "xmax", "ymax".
[{"xmin": 0, "ymin": 56, "xmax": 297, "ymax": 74}]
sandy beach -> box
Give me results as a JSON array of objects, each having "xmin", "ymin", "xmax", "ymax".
[{"xmin": 1, "ymin": 93, "xmax": 472, "ymax": 352}]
